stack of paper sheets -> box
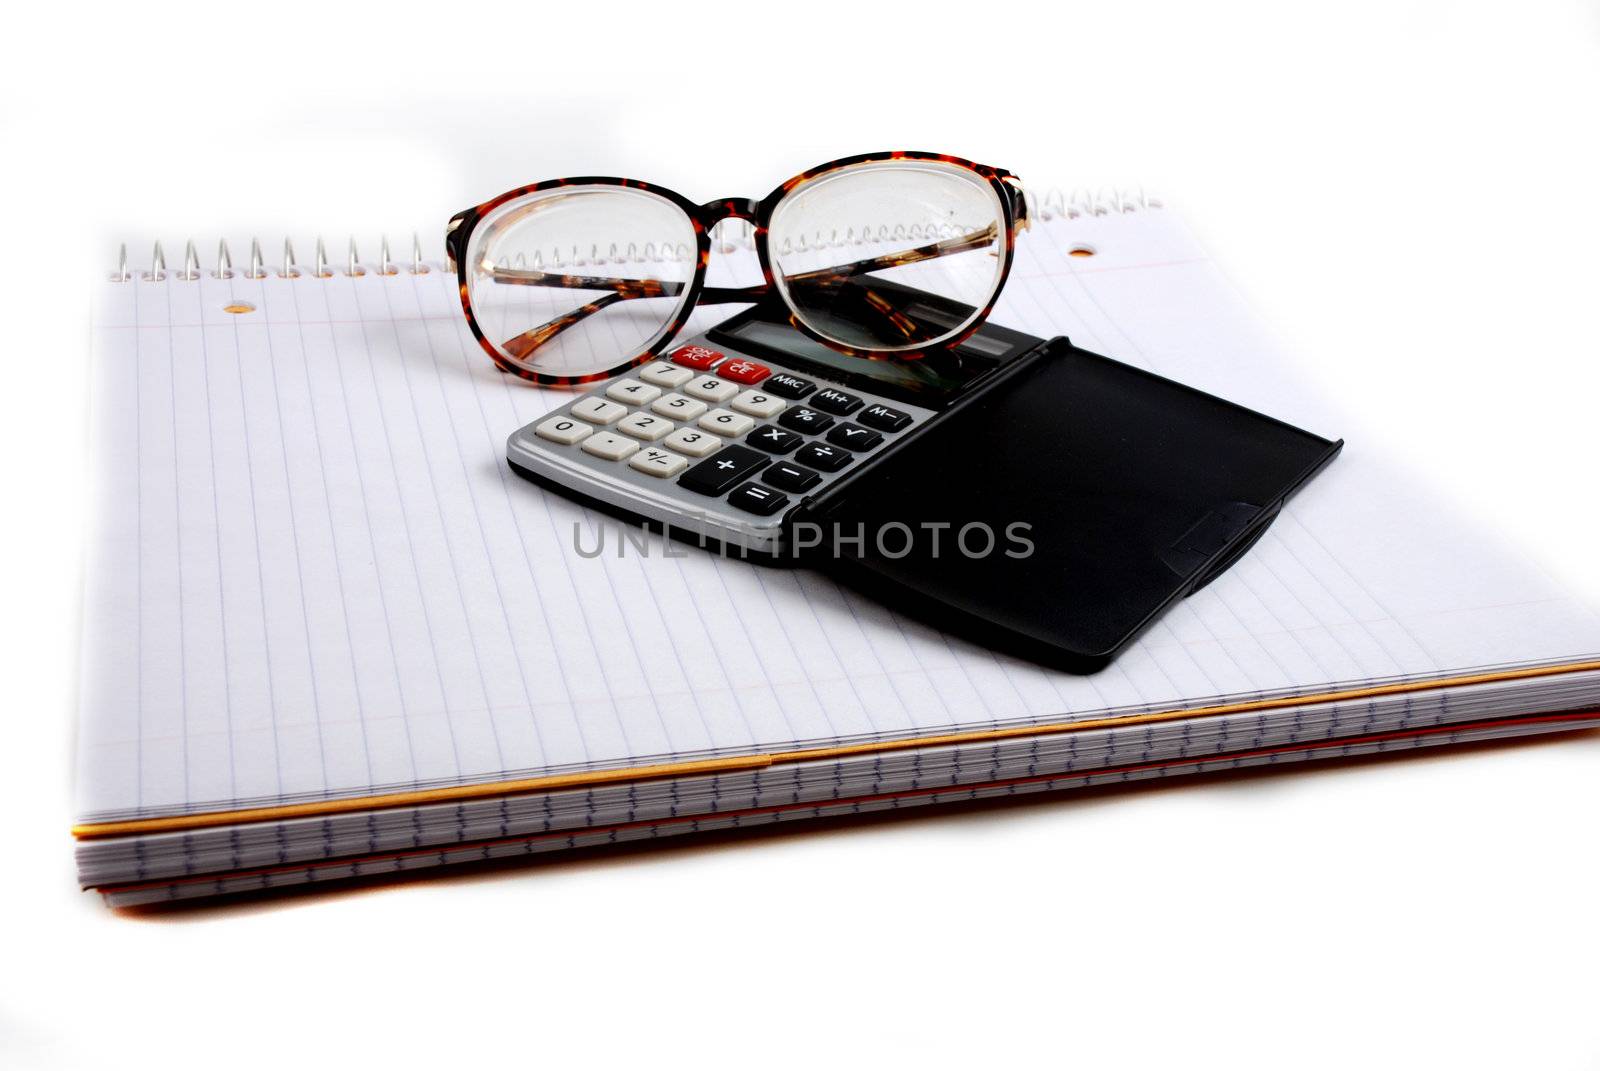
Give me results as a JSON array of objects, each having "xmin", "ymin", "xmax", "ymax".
[{"xmin": 75, "ymin": 202, "xmax": 1600, "ymax": 904}]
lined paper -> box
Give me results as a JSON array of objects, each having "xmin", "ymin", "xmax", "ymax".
[{"xmin": 78, "ymin": 209, "xmax": 1600, "ymax": 822}]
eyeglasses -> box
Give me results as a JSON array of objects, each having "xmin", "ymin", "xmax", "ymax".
[{"xmin": 445, "ymin": 151, "xmax": 1029, "ymax": 385}]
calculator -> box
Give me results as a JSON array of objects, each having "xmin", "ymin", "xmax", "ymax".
[
  {"xmin": 506, "ymin": 302, "xmax": 1043, "ymax": 557},
  {"xmin": 507, "ymin": 299, "xmax": 1342, "ymax": 671}
]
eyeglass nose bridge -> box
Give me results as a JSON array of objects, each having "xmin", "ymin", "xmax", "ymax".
[{"xmin": 698, "ymin": 198, "xmax": 763, "ymax": 226}]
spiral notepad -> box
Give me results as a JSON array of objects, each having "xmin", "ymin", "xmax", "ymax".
[{"xmin": 75, "ymin": 193, "xmax": 1600, "ymax": 903}]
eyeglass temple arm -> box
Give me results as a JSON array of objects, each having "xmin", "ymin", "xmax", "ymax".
[
  {"xmin": 1001, "ymin": 175, "xmax": 1030, "ymax": 235},
  {"xmin": 498, "ymin": 286, "xmax": 767, "ymax": 361},
  {"xmin": 493, "ymin": 223, "xmax": 997, "ymax": 359},
  {"xmin": 487, "ymin": 224, "xmax": 995, "ymax": 294},
  {"xmin": 780, "ymin": 223, "xmax": 999, "ymax": 285}
]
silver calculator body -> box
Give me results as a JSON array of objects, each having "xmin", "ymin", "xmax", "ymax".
[{"xmin": 506, "ymin": 332, "xmax": 937, "ymax": 555}]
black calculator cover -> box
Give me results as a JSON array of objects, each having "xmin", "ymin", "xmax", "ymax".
[{"xmin": 798, "ymin": 339, "xmax": 1343, "ymax": 674}]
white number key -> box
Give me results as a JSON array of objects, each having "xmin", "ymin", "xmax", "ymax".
[
  {"xmin": 580, "ymin": 431, "xmax": 640, "ymax": 461},
  {"xmin": 650, "ymin": 392, "xmax": 708, "ymax": 420},
  {"xmin": 698, "ymin": 408, "xmax": 755, "ymax": 436},
  {"xmin": 684, "ymin": 375, "xmax": 738, "ymax": 403},
  {"xmin": 628, "ymin": 447, "xmax": 689, "ymax": 478},
  {"xmin": 605, "ymin": 379, "xmax": 662, "ymax": 405},
  {"xmin": 570, "ymin": 397, "xmax": 628, "ymax": 425},
  {"xmin": 533, "ymin": 415, "xmax": 593, "ymax": 446},
  {"xmin": 663, "ymin": 427, "xmax": 721, "ymax": 458},
  {"xmin": 730, "ymin": 390, "xmax": 784, "ymax": 419},
  {"xmin": 639, "ymin": 361, "xmax": 694, "ymax": 389},
  {"xmin": 617, "ymin": 411, "xmax": 675, "ymax": 441}
]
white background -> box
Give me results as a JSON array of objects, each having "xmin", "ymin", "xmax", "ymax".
[{"xmin": 4, "ymin": 2, "xmax": 1599, "ymax": 1068}]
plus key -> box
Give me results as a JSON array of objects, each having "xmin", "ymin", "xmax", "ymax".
[{"xmin": 677, "ymin": 444, "xmax": 770, "ymax": 496}]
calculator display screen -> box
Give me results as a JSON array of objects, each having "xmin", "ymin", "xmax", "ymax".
[{"xmin": 713, "ymin": 314, "xmax": 1037, "ymax": 407}]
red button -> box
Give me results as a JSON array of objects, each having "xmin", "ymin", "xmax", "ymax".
[
  {"xmin": 718, "ymin": 358, "xmax": 771, "ymax": 384},
  {"xmin": 670, "ymin": 345, "xmax": 723, "ymax": 371}
]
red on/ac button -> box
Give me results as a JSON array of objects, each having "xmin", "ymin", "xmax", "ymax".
[
  {"xmin": 670, "ymin": 345, "xmax": 723, "ymax": 370},
  {"xmin": 718, "ymin": 358, "xmax": 771, "ymax": 384}
]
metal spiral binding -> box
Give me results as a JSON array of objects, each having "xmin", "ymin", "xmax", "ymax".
[
  {"xmin": 108, "ymin": 187, "xmax": 1160, "ymax": 279},
  {"xmin": 142, "ymin": 241, "xmax": 166, "ymax": 282},
  {"xmin": 517, "ymin": 186, "xmax": 1163, "ymax": 267},
  {"xmin": 1024, "ymin": 186, "xmax": 1162, "ymax": 222},
  {"xmin": 111, "ymin": 232, "xmax": 436, "ymax": 281},
  {"xmin": 178, "ymin": 241, "xmax": 201, "ymax": 282}
]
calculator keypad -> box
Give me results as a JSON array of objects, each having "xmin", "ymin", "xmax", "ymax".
[
  {"xmin": 670, "ymin": 345, "xmax": 723, "ymax": 370},
  {"xmin": 858, "ymin": 403, "xmax": 912, "ymax": 432},
  {"xmin": 779, "ymin": 406, "xmax": 834, "ymax": 434},
  {"xmin": 605, "ymin": 379, "xmax": 662, "ymax": 406},
  {"xmin": 679, "ymin": 444, "xmax": 770, "ymax": 496},
  {"xmin": 651, "ymin": 392, "xmax": 708, "ymax": 420},
  {"xmin": 512, "ymin": 337, "xmax": 929, "ymax": 540},
  {"xmin": 534, "ymin": 415, "xmax": 593, "ymax": 445},
  {"xmin": 748, "ymin": 425, "xmax": 803, "ymax": 454},
  {"xmin": 628, "ymin": 446, "xmax": 688, "ymax": 478},
  {"xmin": 762, "ymin": 460, "xmax": 821, "ymax": 492},
  {"xmin": 794, "ymin": 441, "xmax": 852, "ymax": 472},
  {"xmin": 663, "ymin": 427, "xmax": 722, "ymax": 458},
  {"xmin": 730, "ymin": 390, "xmax": 785, "ymax": 419},
  {"xmin": 684, "ymin": 375, "xmax": 738, "ymax": 404},
  {"xmin": 825, "ymin": 423, "xmax": 882, "ymax": 451},
  {"xmin": 727, "ymin": 482, "xmax": 789, "ymax": 516},
  {"xmin": 581, "ymin": 431, "xmax": 639, "ymax": 461},
  {"xmin": 572, "ymin": 397, "xmax": 628, "ymax": 425},
  {"xmin": 810, "ymin": 387, "xmax": 863, "ymax": 415},
  {"xmin": 698, "ymin": 408, "xmax": 755, "ymax": 437},
  {"xmin": 763, "ymin": 373, "xmax": 815, "ymax": 400},
  {"xmin": 639, "ymin": 361, "xmax": 694, "ymax": 389},
  {"xmin": 617, "ymin": 411, "xmax": 674, "ymax": 441},
  {"xmin": 718, "ymin": 358, "xmax": 770, "ymax": 385}
]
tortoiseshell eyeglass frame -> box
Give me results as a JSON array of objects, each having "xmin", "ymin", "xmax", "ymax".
[{"xmin": 445, "ymin": 150, "xmax": 1030, "ymax": 388}]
